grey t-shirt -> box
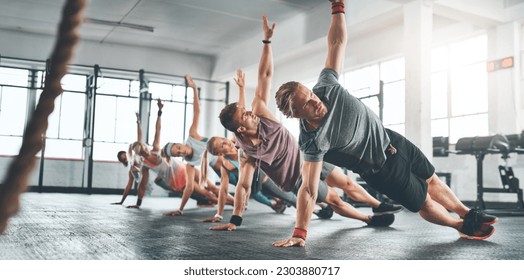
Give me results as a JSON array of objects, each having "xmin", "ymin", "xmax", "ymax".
[
  {"xmin": 184, "ymin": 136, "xmax": 215, "ymax": 167},
  {"xmin": 299, "ymin": 68, "xmax": 390, "ymax": 175}
]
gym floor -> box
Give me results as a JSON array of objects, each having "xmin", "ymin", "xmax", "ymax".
[{"xmin": 1, "ymin": 193, "xmax": 523, "ymax": 260}]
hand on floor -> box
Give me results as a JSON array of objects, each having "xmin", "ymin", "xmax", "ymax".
[
  {"xmin": 209, "ymin": 223, "xmax": 236, "ymax": 231},
  {"xmin": 163, "ymin": 210, "xmax": 183, "ymax": 216},
  {"xmin": 273, "ymin": 237, "xmax": 305, "ymax": 248},
  {"xmin": 201, "ymin": 216, "xmax": 222, "ymax": 223}
]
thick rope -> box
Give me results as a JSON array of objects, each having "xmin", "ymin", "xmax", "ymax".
[{"xmin": 0, "ymin": 0, "xmax": 87, "ymax": 233}]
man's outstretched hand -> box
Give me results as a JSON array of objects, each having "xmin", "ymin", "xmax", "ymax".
[
  {"xmin": 209, "ymin": 223, "xmax": 237, "ymax": 231},
  {"xmin": 272, "ymin": 237, "xmax": 305, "ymax": 248}
]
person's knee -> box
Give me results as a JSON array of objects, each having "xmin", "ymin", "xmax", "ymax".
[
  {"xmin": 425, "ymin": 173, "xmax": 440, "ymax": 185},
  {"xmin": 417, "ymin": 194, "xmax": 432, "ymax": 212},
  {"xmin": 324, "ymin": 192, "xmax": 344, "ymax": 208},
  {"xmin": 344, "ymin": 178, "xmax": 359, "ymax": 191}
]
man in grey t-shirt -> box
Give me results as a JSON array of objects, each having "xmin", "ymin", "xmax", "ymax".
[
  {"xmin": 274, "ymin": 0, "xmax": 496, "ymax": 247},
  {"xmin": 212, "ymin": 16, "xmax": 400, "ymax": 233}
]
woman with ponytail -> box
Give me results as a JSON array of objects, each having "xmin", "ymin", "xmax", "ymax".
[{"xmin": 201, "ymin": 135, "xmax": 298, "ymax": 223}]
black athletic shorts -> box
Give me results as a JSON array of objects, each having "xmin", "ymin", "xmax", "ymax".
[{"xmin": 361, "ymin": 129, "xmax": 435, "ymax": 212}]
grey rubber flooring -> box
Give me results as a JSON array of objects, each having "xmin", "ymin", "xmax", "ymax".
[{"xmin": 0, "ymin": 193, "xmax": 523, "ymax": 260}]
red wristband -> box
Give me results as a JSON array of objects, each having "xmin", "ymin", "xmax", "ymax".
[
  {"xmin": 292, "ymin": 227, "xmax": 307, "ymax": 240},
  {"xmin": 331, "ymin": 2, "xmax": 345, "ymax": 14},
  {"xmin": 332, "ymin": 6, "xmax": 345, "ymax": 14}
]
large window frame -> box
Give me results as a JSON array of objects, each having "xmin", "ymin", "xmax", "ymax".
[
  {"xmin": 0, "ymin": 57, "xmax": 229, "ymax": 193},
  {"xmin": 431, "ymin": 34, "xmax": 489, "ymax": 143}
]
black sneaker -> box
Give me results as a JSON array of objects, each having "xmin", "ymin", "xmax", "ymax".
[
  {"xmin": 367, "ymin": 214, "xmax": 395, "ymax": 227},
  {"xmin": 196, "ymin": 199, "xmax": 215, "ymax": 208},
  {"xmin": 372, "ymin": 202, "xmax": 403, "ymax": 216},
  {"xmin": 463, "ymin": 209, "xmax": 498, "ymax": 225},
  {"xmin": 313, "ymin": 205, "xmax": 334, "ymax": 219},
  {"xmin": 459, "ymin": 220, "xmax": 495, "ymax": 240}
]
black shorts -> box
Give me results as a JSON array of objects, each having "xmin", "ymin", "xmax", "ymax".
[{"xmin": 361, "ymin": 129, "xmax": 435, "ymax": 212}]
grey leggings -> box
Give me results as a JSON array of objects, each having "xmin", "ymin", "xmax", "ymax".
[{"xmin": 260, "ymin": 178, "xmax": 297, "ymax": 207}]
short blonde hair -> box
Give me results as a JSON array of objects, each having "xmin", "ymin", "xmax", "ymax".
[{"xmin": 275, "ymin": 81, "xmax": 299, "ymax": 118}]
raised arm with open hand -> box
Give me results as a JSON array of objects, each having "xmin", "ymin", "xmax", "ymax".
[
  {"xmin": 234, "ymin": 69, "xmax": 246, "ymax": 108},
  {"xmin": 152, "ymin": 99, "xmax": 164, "ymax": 152},
  {"xmin": 254, "ymin": 16, "xmax": 275, "ymax": 107},
  {"xmin": 135, "ymin": 112, "xmax": 142, "ymax": 143},
  {"xmin": 252, "ymin": 16, "xmax": 278, "ymax": 122}
]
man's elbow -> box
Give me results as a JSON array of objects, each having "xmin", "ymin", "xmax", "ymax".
[
  {"xmin": 239, "ymin": 182, "xmax": 250, "ymax": 192},
  {"xmin": 329, "ymin": 38, "xmax": 346, "ymax": 48}
]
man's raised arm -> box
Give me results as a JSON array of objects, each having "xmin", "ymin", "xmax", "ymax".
[
  {"xmin": 252, "ymin": 16, "xmax": 278, "ymax": 121},
  {"xmin": 186, "ymin": 75, "xmax": 202, "ymax": 140},
  {"xmin": 234, "ymin": 69, "xmax": 246, "ymax": 108},
  {"xmin": 254, "ymin": 16, "xmax": 275, "ymax": 106},
  {"xmin": 325, "ymin": 0, "xmax": 347, "ymax": 75},
  {"xmin": 152, "ymin": 99, "xmax": 163, "ymax": 152}
]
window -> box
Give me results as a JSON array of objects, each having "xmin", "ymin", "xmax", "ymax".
[
  {"xmin": 344, "ymin": 60, "xmax": 406, "ymax": 134},
  {"xmin": 0, "ymin": 87, "xmax": 27, "ymax": 137},
  {"xmin": 94, "ymin": 76, "xmax": 140, "ymax": 161},
  {"xmin": 0, "ymin": 68, "xmax": 30, "ymax": 156},
  {"xmin": 148, "ymin": 82, "xmax": 192, "ymax": 146},
  {"xmin": 431, "ymin": 71, "xmax": 448, "ymax": 119},
  {"xmin": 98, "ymin": 77, "xmax": 139, "ymax": 97},
  {"xmin": 382, "ymin": 81, "xmax": 405, "ymax": 131},
  {"xmin": 344, "ymin": 65, "xmax": 380, "ymax": 98},
  {"xmin": 37, "ymin": 73, "xmax": 87, "ymax": 159},
  {"xmin": 0, "ymin": 85, "xmax": 28, "ymax": 155},
  {"xmin": 0, "ymin": 57, "xmax": 229, "ymax": 191},
  {"xmin": 431, "ymin": 35, "xmax": 488, "ymax": 143},
  {"xmin": 0, "ymin": 67, "xmax": 28, "ymax": 87}
]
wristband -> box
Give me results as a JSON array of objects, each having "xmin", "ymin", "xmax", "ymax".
[
  {"xmin": 136, "ymin": 198, "xmax": 142, "ymax": 206},
  {"xmin": 229, "ymin": 215, "xmax": 243, "ymax": 226},
  {"xmin": 214, "ymin": 213, "xmax": 223, "ymax": 220},
  {"xmin": 178, "ymin": 209, "xmax": 183, "ymax": 214},
  {"xmin": 292, "ymin": 227, "xmax": 307, "ymax": 240},
  {"xmin": 331, "ymin": 2, "xmax": 345, "ymax": 14},
  {"xmin": 158, "ymin": 110, "xmax": 162, "ymax": 117},
  {"xmin": 262, "ymin": 40, "xmax": 271, "ymax": 44}
]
